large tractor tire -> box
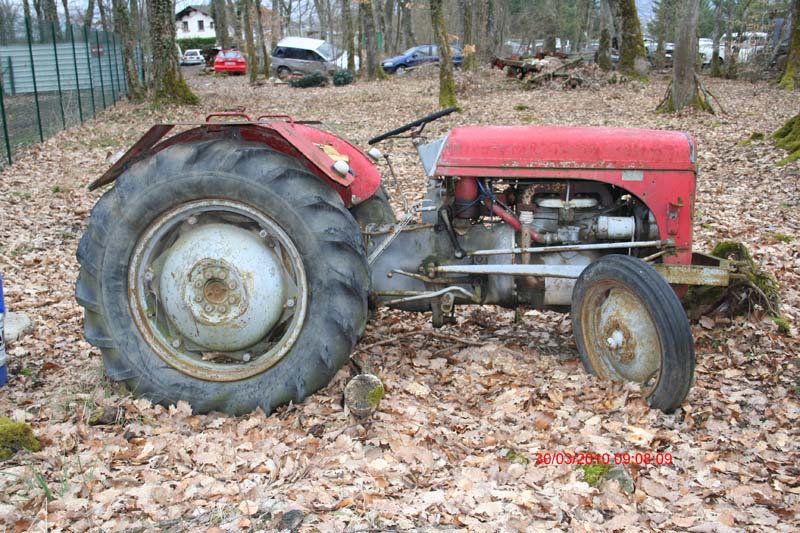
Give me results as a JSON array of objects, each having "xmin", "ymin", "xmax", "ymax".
[
  {"xmin": 571, "ymin": 255, "xmax": 695, "ymax": 413},
  {"xmin": 76, "ymin": 139, "xmax": 369, "ymax": 415}
]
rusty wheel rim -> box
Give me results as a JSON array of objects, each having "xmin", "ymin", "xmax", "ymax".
[
  {"xmin": 579, "ymin": 280, "xmax": 662, "ymax": 395},
  {"xmin": 128, "ymin": 200, "xmax": 308, "ymax": 382}
]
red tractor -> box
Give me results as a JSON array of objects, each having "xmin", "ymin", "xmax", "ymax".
[{"xmin": 77, "ymin": 108, "xmax": 730, "ymax": 414}]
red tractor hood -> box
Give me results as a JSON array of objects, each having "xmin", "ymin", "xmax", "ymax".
[{"xmin": 432, "ymin": 126, "xmax": 696, "ymax": 175}]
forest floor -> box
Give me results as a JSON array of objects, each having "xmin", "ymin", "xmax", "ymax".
[{"xmin": 0, "ymin": 66, "xmax": 798, "ymax": 532}]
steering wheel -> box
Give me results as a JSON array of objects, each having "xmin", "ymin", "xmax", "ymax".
[{"xmin": 368, "ymin": 107, "xmax": 458, "ymax": 145}]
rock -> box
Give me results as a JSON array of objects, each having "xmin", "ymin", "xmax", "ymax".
[
  {"xmin": 605, "ymin": 464, "xmax": 636, "ymax": 494},
  {"xmin": 343, "ymin": 373, "xmax": 384, "ymax": 419},
  {"xmin": 3, "ymin": 312, "xmax": 33, "ymax": 344},
  {"xmin": 0, "ymin": 417, "xmax": 41, "ymax": 460},
  {"xmin": 277, "ymin": 509, "xmax": 304, "ymax": 531}
]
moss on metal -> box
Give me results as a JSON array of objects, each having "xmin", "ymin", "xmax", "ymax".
[{"xmin": 0, "ymin": 417, "xmax": 41, "ymax": 460}]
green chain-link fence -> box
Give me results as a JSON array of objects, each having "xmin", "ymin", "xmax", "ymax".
[{"xmin": 0, "ymin": 17, "xmax": 143, "ymax": 166}]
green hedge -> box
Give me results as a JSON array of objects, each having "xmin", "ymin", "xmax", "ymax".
[{"xmin": 177, "ymin": 37, "xmax": 217, "ymax": 51}]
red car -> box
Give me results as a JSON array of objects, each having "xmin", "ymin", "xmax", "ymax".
[{"xmin": 214, "ymin": 49, "xmax": 246, "ymax": 74}]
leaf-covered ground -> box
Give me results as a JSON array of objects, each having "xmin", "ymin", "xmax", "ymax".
[{"xmin": 0, "ymin": 68, "xmax": 798, "ymax": 531}]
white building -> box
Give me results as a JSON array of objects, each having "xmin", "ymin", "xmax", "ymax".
[{"xmin": 176, "ymin": 6, "xmax": 216, "ymax": 40}]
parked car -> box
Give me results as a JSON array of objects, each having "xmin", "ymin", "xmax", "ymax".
[
  {"xmin": 271, "ymin": 37, "xmax": 336, "ymax": 79},
  {"xmin": 181, "ymin": 49, "xmax": 204, "ymax": 66},
  {"xmin": 214, "ymin": 49, "xmax": 247, "ymax": 74},
  {"xmin": 381, "ymin": 44, "xmax": 463, "ymax": 74}
]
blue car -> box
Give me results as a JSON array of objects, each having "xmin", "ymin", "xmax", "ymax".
[{"xmin": 381, "ymin": 44, "xmax": 463, "ymax": 74}]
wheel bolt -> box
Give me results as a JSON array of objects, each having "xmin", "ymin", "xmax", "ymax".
[
  {"xmin": 242, "ymin": 352, "xmax": 252, "ymax": 362},
  {"xmin": 171, "ymin": 339, "xmax": 181, "ymax": 348},
  {"xmin": 218, "ymin": 305, "xmax": 227, "ymax": 313},
  {"xmin": 204, "ymin": 270, "xmax": 213, "ymax": 279},
  {"xmin": 144, "ymin": 271, "xmax": 154, "ymax": 282},
  {"xmin": 194, "ymin": 280, "xmax": 203, "ymax": 288},
  {"xmin": 228, "ymin": 281, "xmax": 237, "ymax": 290},
  {"xmin": 219, "ymin": 271, "xmax": 227, "ymax": 280},
  {"xmin": 204, "ymin": 304, "xmax": 214, "ymax": 313},
  {"xmin": 187, "ymin": 216, "xmax": 197, "ymax": 225},
  {"xmin": 194, "ymin": 295, "xmax": 203, "ymax": 303},
  {"xmin": 259, "ymin": 229, "xmax": 268, "ymax": 238},
  {"xmin": 228, "ymin": 296, "xmax": 237, "ymax": 304},
  {"xmin": 286, "ymin": 298, "xmax": 295, "ymax": 308}
]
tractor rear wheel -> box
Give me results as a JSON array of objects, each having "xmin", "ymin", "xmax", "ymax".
[
  {"xmin": 571, "ymin": 255, "xmax": 694, "ymax": 412},
  {"xmin": 76, "ymin": 139, "xmax": 369, "ymax": 414}
]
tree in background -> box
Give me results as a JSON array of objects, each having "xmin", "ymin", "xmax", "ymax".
[
  {"xmin": 256, "ymin": 0, "xmax": 270, "ymax": 77},
  {"xmin": 429, "ymin": 0, "xmax": 456, "ymax": 108},
  {"xmin": 147, "ymin": 0, "xmax": 197, "ymax": 104},
  {"xmin": 597, "ymin": 27, "xmax": 613, "ymax": 70},
  {"xmin": 211, "ymin": 0, "xmax": 231, "ymax": 49},
  {"xmin": 459, "ymin": 0, "xmax": 476, "ymax": 70},
  {"xmin": 607, "ymin": 0, "xmax": 648, "ymax": 79},
  {"xmin": 112, "ymin": 0, "xmax": 145, "ymax": 100},
  {"xmin": 710, "ymin": 0, "xmax": 723, "ymax": 77},
  {"xmin": 359, "ymin": 0, "xmax": 382, "ymax": 79},
  {"xmin": 242, "ymin": 0, "xmax": 257, "ymax": 83},
  {"xmin": 656, "ymin": 0, "xmax": 714, "ymax": 113},
  {"xmin": 342, "ymin": 0, "xmax": 355, "ymax": 71},
  {"xmin": 778, "ymin": 0, "xmax": 799, "ymax": 90}
]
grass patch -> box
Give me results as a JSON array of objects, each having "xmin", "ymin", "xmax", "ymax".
[
  {"xmin": 504, "ymin": 449, "xmax": 529, "ymax": 465},
  {"xmin": 514, "ymin": 104, "xmax": 529, "ymax": 111},
  {"xmin": 772, "ymin": 316, "xmax": 791, "ymax": 335},
  {"xmin": 579, "ymin": 463, "xmax": 610, "ymax": 486},
  {"xmin": 769, "ymin": 233, "xmax": 794, "ymax": 243}
]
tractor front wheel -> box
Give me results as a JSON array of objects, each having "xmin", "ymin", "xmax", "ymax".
[
  {"xmin": 76, "ymin": 139, "xmax": 369, "ymax": 414},
  {"xmin": 571, "ymin": 255, "xmax": 695, "ymax": 412}
]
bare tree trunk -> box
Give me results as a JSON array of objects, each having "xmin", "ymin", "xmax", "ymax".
[
  {"xmin": 671, "ymin": 0, "xmax": 699, "ymax": 110},
  {"xmin": 147, "ymin": 0, "xmax": 197, "ymax": 104},
  {"xmin": 382, "ymin": 0, "xmax": 394, "ymax": 54},
  {"xmin": 342, "ymin": 0, "xmax": 355, "ymax": 71},
  {"xmin": 778, "ymin": 0, "xmax": 799, "ymax": 90},
  {"xmin": 360, "ymin": 0, "xmax": 380, "ymax": 79},
  {"xmin": 400, "ymin": 0, "xmax": 414, "ymax": 50},
  {"xmin": 228, "ymin": 0, "xmax": 242, "ymax": 46},
  {"xmin": 484, "ymin": 0, "xmax": 497, "ymax": 57},
  {"xmin": 459, "ymin": 0, "xmax": 475, "ymax": 69},
  {"xmin": 312, "ymin": 0, "xmax": 327, "ymax": 39},
  {"xmin": 43, "ymin": 0, "xmax": 59, "ymax": 36},
  {"xmin": 429, "ymin": 0, "xmax": 456, "ymax": 108},
  {"xmin": 213, "ymin": 0, "xmax": 231, "ymax": 48},
  {"xmin": 607, "ymin": 0, "xmax": 648, "ymax": 79},
  {"xmin": 710, "ymin": 0, "xmax": 723, "ymax": 77},
  {"xmin": 242, "ymin": 0, "xmax": 257, "ymax": 83},
  {"xmin": 84, "ymin": 0, "xmax": 95, "ymax": 27},
  {"xmin": 656, "ymin": 0, "xmax": 713, "ymax": 114},
  {"xmin": 724, "ymin": 2, "xmax": 736, "ymax": 79},
  {"xmin": 112, "ymin": 0, "xmax": 145, "ymax": 100},
  {"xmin": 597, "ymin": 27, "xmax": 612, "ymax": 70},
  {"xmin": 33, "ymin": 0, "xmax": 46, "ymax": 39},
  {"xmin": 61, "ymin": 0, "xmax": 70, "ymax": 25},
  {"xmin": 256, "ymin": 0, "xmax": 270, "ymax": 76},
  {"xmin": 97, "ymin": 0, "xmax": 110, "ymax": 32}
]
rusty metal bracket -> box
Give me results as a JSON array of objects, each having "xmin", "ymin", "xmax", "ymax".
[{"xmin": 88, "ymin": 124, "xmax": 175, "ymax": 191}]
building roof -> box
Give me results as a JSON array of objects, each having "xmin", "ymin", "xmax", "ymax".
[{"xmin": 176, "ymin": 5, "xmax": 211, "ymax": 19}]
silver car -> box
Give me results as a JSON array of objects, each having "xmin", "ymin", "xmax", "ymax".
[
  {"xmin": 181, "ymin": 49, "xmax": 204, "ymax": 66},
  {"xmin": 271, "ymin": 37, "xmax": 336, "ymax": 79}
]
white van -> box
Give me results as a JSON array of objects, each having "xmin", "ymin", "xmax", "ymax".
[{"xmin": 271, "ymin": 37, "xmax": 337, "ymax": 79}]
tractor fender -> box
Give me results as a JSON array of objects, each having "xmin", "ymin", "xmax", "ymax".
[{"xmin": 88, "ymin": 122, "xmax": 382, "ymax": 208}]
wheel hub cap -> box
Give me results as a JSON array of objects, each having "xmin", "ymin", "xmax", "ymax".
[{"xmin": 159, "ymin": 223, "xmax": 287, "ymax": 351}]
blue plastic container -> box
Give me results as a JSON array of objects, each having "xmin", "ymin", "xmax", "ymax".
[{"xmin": 0, "ymin": 273, "xmax": 6, "ymax": 387}]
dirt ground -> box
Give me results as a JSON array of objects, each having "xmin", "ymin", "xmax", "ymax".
[{"xmin": 0, "ymin": 66, "xmax": 798, "ymax": 532}]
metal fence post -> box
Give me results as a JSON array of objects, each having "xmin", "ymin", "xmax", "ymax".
[
  {"xmin": 103, "ymin": 30, "xmax": 117, "ymax": 102},
  {"xmin": 70, "ymin": 25, "xmax": 83, "ymax": 123},
  {"xmin": 113, "ymin": 33, "xmax": 126, "ymax": 97},
  {"xmin": 24, "ymin": 16, "xmax": 44, "ymax": 143},
  {"xmin": 94, "ymin": 30, "xmax": 107, "ymax": 108},
  {"xmin": 0, "ymin": 78, "xmax": 12, "ymax": 165},
  {"xmin": 83, "ymin": 25, "xmax": 97, "ymax": 117},
  {"xmin": 6, "ymin": 57, "xmax": 14, "ymax": 95},
  {"xmin": 51, "ymin": 22, "xmax": 66, "ymax": 129}
]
